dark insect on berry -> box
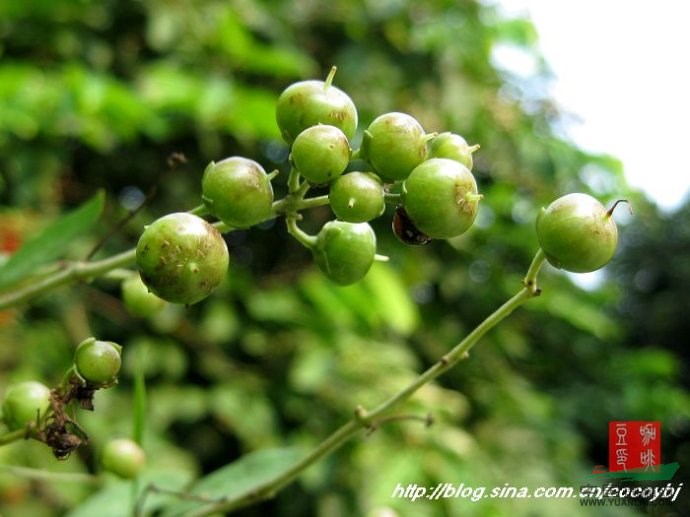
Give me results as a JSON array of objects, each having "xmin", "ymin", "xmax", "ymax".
[{"xmin": 392, "ymin": 205, "xmax": 432, "ymax": 246}]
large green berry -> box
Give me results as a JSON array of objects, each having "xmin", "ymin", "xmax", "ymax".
[
  {"xmin": 201, "ymin": 157, "xmax": 274, "ymax": 228},
  {"xmin": 121, "ymin": 275, "xmax": 166, "ymax": 317},
  {"xmin": 402, "ymin": 158, "xmax": 481, "ymax": 239},
  {"xmin": 102, "ymin": 438, "xmax": 146, "ymax": 479},
  {"xmin": 275, "ymin": 68, "xmax": 358, "ymax": 144},
  {"xmin": 136, "ymin": 213, "xmax": 229, "ymax": 305},
  {"xmin": 360, "ymin": 112, "xmax": 429, "ymax": 182},
  {"xmin": 74, "ymin": 337, "xmax": 122, "ymax": 386},
  {"xmin": 428, "ymin": 132, "xmax": 478, "ymax": 170},
  {"xmin": 312, "ymin": 221, "xmax": 376, "ymax": 285},
  {"xmin": 536, "ymin": 193, "xmax": 619, "ymax": 273},
  {"xmin": 1, "ymin": 381, "xmax": 51, "ymax": 431},
  {"xmin": 329, "ymin": 172, "xmax": 385, "ymax": 223},
  {"xmin": 291, "ymin": 125, "xmax": 351, "ymax": 184}
]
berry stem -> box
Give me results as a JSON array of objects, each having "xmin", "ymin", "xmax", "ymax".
[
  {"xmin": 286, "ymin": 217, "xmax": 317, "ymax": 250},
  {"xmin": 185, "ymin": 249, "xmax": 547, "ymax": 516}
]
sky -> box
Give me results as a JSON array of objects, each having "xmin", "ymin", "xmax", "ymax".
[{"xmin": 494, "ymin": 0, "xmax": 690, "ymax": 212}]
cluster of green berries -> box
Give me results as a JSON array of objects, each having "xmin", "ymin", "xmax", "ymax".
[
  {"xmin": 1, "ymin": 338, "xmax": 141, "ymax": 476},
  {"xmin": 1, "ymin": 338, "xmax": 122, "ymax": 432},
  {"xmin": 132, "ymin": 66, "xmax": 624, "ymax": 307}
]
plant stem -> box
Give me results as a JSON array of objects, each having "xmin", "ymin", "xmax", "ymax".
[
  {"xmin": 0, "ymin": 248, "xmax": 137, "ymax": 310},
  {"xmin": 0, "ymin": 465, "xmax": 100, "ymax": 484},
  {"xmin": 189, "ymin": 249, "xmax": 547, "ymax": 516},
  {"xmin": 0, "ymin": 427, "xmax": 28, "ymax": 446}
]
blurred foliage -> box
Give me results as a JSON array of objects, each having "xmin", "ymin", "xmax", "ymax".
[{"xmin": 0, "ymin": 0, "xmax": 689, "ymax": 516}]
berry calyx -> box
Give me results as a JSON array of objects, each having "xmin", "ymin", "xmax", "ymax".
[
  {"xmin": 329, "ymin": 172, "xmax": 385, "ymax": 223},
  {"xmin": 73, "ymin": 337, "xmax": 122, "ymax": 387},
  {"xmin": 536, "ymin": 193, "xmax": 621, "ymax": 273},
  {"xmin": 101, "ymin": 438, "xmax": 146, "ymax": 479},
  {"xmin": 312, "ymin": 221, "xmax": 377, "ymax": 285},
  {"xmin": 136, "ymin": 213, "xmax": 229, "ymax": 305},
  {"xmin": 121, "ymin": 275, "xmax": 166, "ymax": 317},
  {"xmin": 401, "ymin": 158, "xmax": 481, "ymax": 239},
  {"xmin": 1, "ymin": 381, "xmax": 51, "ymax": 431},
  {"xmin": 360, "ymin": 112, "xmax": 430, "ymax": 182},
  {"xmin": 428, "ymin": 132, "xmax": 479, "ymax": 170},
  {"xmin": 291, "ymin": 125, "xmax": 351, "ymax": 184},
  {"xmin": 201, "ymin": 157, "xmax": 274, "ymax": 229},
  {"xmin": 275, "ymin": 66, "xmax": 358, "ymax": 144}
]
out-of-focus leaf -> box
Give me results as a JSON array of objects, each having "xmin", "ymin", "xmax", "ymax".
[
  {"xmin": 65, "ymin": 468, "xmax": 193, "ymax": 517},
  {"xmin": 0, "ymin": 191, "xmax": 104, "ymax": 291},
  {"xmin": 536, "ymin": 289, "xmax": 619, "ymax": 340},
  {"xmin": 160, "ymin": 447, "xmax": 305, "ymax": 517}
]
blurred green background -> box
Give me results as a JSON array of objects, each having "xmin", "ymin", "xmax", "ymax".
[{"xmin": 1, "ymin": 0, "xmax": 689, "ymax": 516}]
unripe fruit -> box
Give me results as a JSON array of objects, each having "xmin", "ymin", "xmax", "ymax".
[
  {"xmin": 312, "ymin": 221, "xmax": 376, "ymax": 285},
  {"xmin": 329, "ymin": 172, "xmax": 385, "ymax": 223},
  {"xmin": 74, "ymin": 337, "xmax": 122, "ymax": 386},
  {"xmin": 101, "ymin": 438, "xmax": 146, "ymax": 479},
  {"xmin": 536, "ymin": 193, "xmax": 619, "ymax": 273},
  {"xmin": 1, "ymin": 381, "xmax": 51, "ymax": 430},
  {"xmin": 121, "ymin": 275, "xmax": 166, "ymax": 317},
  {"xmin": 201, "ymin": 157, "xmax": 274, "ymax": 228},
  {"xmin": 360, "ymin": 112, "xmax": 428, "ymax": 182},
  {"xmin": 428, "ymin": 132, "xmax": 478, "ymax": 170},
  {"xmin": 401, "ymin": 158, "xmax": 481, "ymax": 239},
  {"xmin": 291, "ymin": 125, "xmax": 351, "ymax": 184},
  {"xmin": 275, "ymin": 68, "xmax": 358, "ymax": 144},
  {"xmin": 136, "ymin": 213, "xmax": 229, "ymax": 305}
]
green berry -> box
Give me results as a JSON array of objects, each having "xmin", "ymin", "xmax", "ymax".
[
  {"xmin": 428, "ymin": 132, "xmax": 478, "ymax": 170},
  {"xmin": 329, "ymin": 172, "xmax": 385, "ymax": 223},
  {"xmin": 74, "ymin": 337, "xmax": 122, "ymax": 386},
  {"xmin": 1, "ymin": 381, "xmax": 51, "ymax": 431},
  {"xmin": 201, "ymin": 157, "xmax": 274, "ymax": 228},
  {"xmin": 275, "ymin": 67, "xmax": 358, "ymax": 144},
  {"xmin": 312, "ymin": 221, "xmax": 376, "ymax": 285},
  {"xmin": 121, "ymin": 275, "xmax": 166, "ymax": 317},
  {"xmin": 360, "ymin": 112, "xmax": 429, "ymax": 182},
  {"xmin": 536, "ymin": 193, "xmax": 620, "ymax": 273},
  {"xmin": 136, "ymin": 213, "xmax": 229, "ymax": 305},
  {"xmin": 291, "ymin": 125, "xmax": 351, "ymax": 184},
  {"xmin": 101, "ymin": 438, "xmax": 146, "ymax": 479},
  {"xmin": 401, "ymin": 158, "xmax": 481, "ymax": 239}
]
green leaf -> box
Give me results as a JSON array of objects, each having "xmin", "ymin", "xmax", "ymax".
[
  {"xmin": 65, "ymin": 468, "xmax": 193, "ymax": 517},
  {"xmin": 160, "ymin": 447, "xmax": 305, "ymax": 517},
  {"xmin": 0, "ymin": 191, "xmax": 105, "ymax": 291}
]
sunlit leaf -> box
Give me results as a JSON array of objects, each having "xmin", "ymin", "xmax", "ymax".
[
  {"xmin": 160, "ymin": 447, "xmax": 305, "ymax": 517},
  {"xmin": 0, "ymin": 191, "xmax": 104, "ymax": 291}
]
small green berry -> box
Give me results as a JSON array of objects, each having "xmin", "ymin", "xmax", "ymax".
[
  {"xmin": 329, "ymin": 172, "xmax": 385, "ymax": 223},
  {"xmin": 101, "ymin": 438, "xmax": 146, "ymax": 479},
  {"xmin": 360, "ymin": 112, "xmax": 429, "ymax": 182},
  {"xmin": 536, "ymin": 193, "xmax": 620, "ymax": 273},
  {"xmin": 74, "ymin": 338, "xmax": 122, "ymax": 386},
  {"xmin": 1, "ymin": 381, "xmax": 51, "ymax": 431},
  {"xmin": 291, "ymin": 125, "xmax": 351, "ymax": 184},
  {"xmin": 121, "ymin": 275, "xmax": 166, "ymax": 317},
  {"xmin": 201, "ymin": 157, "xmax": 274, "ymax": 229},
  {"xmin": 136, "ymin": 213, "xmax": 229, "ymax": 305},
  {"xmin": 275, "ymin": 67, "xmax": 358, "ymax": 144},
  {"xmin": 428, "ymin": 132, "xmax": 478, "ymax": 170},
  {"xmin": 402, "ymin": 158, "xmax": 481, "ymax": 239},
  {"xmin": 312, "ymin": 221, "xmax": 377, "ymax": 285}
]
